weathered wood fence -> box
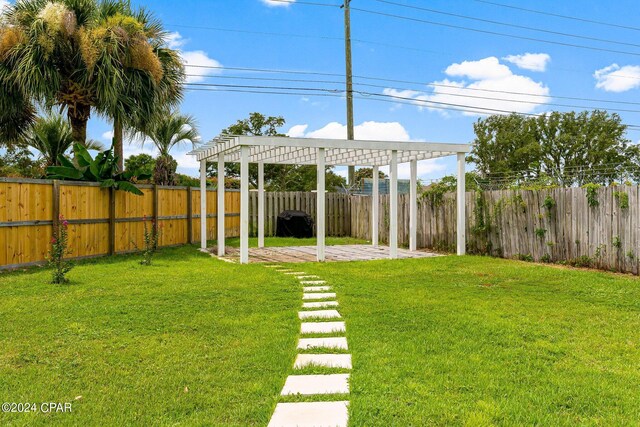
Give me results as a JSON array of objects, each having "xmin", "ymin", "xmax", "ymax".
[
  {"xmin": 350, "ymin": 186, "xmax": 640, "ymax": 275},
  {"xmin": 0, "ymin": 178, "xmax": 240, "ymax": 269},
  {"xmin": 4, "ymin": 178, "xmax": 640, "ymax": 275}
]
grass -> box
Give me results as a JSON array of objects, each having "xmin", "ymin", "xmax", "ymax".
[
  {"xmin": 0, "ymin": 246, "xmax": 301, "ymax": 426},
  {"xmin": 299, "ymin": 256, "xmax": 640, "ymax": 426},
  {"xmin": 3, "ymin": 243, "xmax": 640, "ymax": 425}
]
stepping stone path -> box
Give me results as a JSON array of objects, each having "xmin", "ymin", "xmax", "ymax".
[{"xmin": 267, "ymin": 266, "xmax": 352, "ymax": 427}]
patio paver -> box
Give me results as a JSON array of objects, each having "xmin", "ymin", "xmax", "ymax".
[
  {"xmin": 302, "ymin": 301, "xmax": 339, "ymax": 308},
  {"xmin": 298, "ymin": 310, "xmax": 341, "ymax": 319},
  {"xmin": 302, "ymin": 292, "xmax": 336, "ymax": 300},
  {"xmin": 303, "ymin": 286, "xmax": 331, "ymax": 292},
  {"xmin": 301, "ymin": 321, "xmax": 345, "ymax": 334},
  {"xmin": 280, "ymin": 374, "xmax": 350, "ymax": 395},
  {"xmin": 267, "ymin": 401, "xmax": 349, "ymax": 427}
]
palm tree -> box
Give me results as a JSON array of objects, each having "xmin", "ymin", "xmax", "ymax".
[
  {"xmin": 0, "ymin": 0, "xmax": 184, "ymax": 164},
  {"xmin": 141, "ymin": 112, "xmax": 199, "ymax": 185},
  {"xmin": 24, "ymin": 114, "xmax": 103, "ymax": 167}
]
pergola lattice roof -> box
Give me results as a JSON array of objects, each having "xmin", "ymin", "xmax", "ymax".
[{"xmin": 189, "ymin": 135, "xmax": 470, "ymax": 166}]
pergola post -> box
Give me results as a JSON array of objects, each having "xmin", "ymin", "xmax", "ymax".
[
  {"xmin": 456, "ymin": 152, "xmax": 466, "ymax": 256},
  {"xmin": 258, "ymin": 162, "xmax": 265, "ymax": 248},
  {"xmin": 217, "ymin": 154, "xmax": 225, "ymax": 256},
  {"xmin": 372, "ymin": 165, "xmax": 379, "ymax": 247},
  {"xmin": 409, "ymin": 159, "xmax": 417, "ymax": 252},
  {"xmin": 389, "ymin": 150, "xmax": 398, "ymax": 259},
  {"xmin": 317, "ymin": 148, "xmax": 326, "ymax": 262},
  {"xmin": 199, "ymin": 159, "xmax": 207, "ymax": 250},
  {"xmin": 240, "ymin": 145, "xmax": 249, "ymax": 264}
]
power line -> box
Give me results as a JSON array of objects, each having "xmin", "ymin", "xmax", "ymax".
[
  {"xmin": 371, "ymin": 0, "xmax": 640, "ymax": 49},
  {"xmin": 184, "ymin": 66, "xmax": 640, "ymax": 107},
  {"xmin": 183, "ymin": 82, "xmax": 640, "ymax": 123},
  {"xmin": 350, "ymin": 7, "xmax": 640, "ymax": 58},
  {"xmin": 473, "ymin": 0, "xmax": 640, "ymax": 33}
]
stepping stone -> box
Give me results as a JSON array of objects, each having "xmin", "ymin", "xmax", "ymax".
[
  {"xmin": 303, "ymin": 293, "xmax": 336, "ymax": 300},
  {"xmin": 276, "ymin": 269, "xmax": 292, "ymax": 273},
  {"xmin": 294, "ymin": 354, "xmax": 352, "ymax": 369},
  {"xmin": 264, "ymin": 265, "xmax": 283, "ymax": 268},
  {"xmin": 303, "ymin": 286, "xmax": 331, "ymax": 292},
  {"xmin": 303, "ymin": 301, "xmax": 339, "ymax": 309},
  {"xmin": 300, "ymin": 280, "xmax": 326, "ymax": 285},
  {"xmin": 268, "ymin": 401, "xmax": 349, "ymax": 427},
  {"xmin": 296, "ymin": 275, "xmax": 319, "ymax": 279},
  {"xmin": 281, "ymin": 374, "xmax": 350, "ymax": 395},
  {"xmin": 299, "ymin": 310, "xmax": 341, "ymax": 320},
  {"xmin": 301, "ymin": 321, "xmax": 345, "ymax": 334},
  {"xmin": 284, "ymin": 272, "xmax": 306, "ymax": 275},
  {"xmin": 298, "ymin": 337, "xmax": 348, "ymax": 350}
]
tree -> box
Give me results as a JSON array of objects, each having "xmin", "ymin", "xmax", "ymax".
[
  {"xmin": 0, "ymin": 0, "xmax": 184, "ymax": 171},
  {"xmin": 125, "ymin": 153, "xmax": 155, "ymax": 178},
  {"xmin": 23, "ymin": 114, "xmax": 103, "ymax": 167},
  {"xmin": 354, "ymin": 167, "xmax": 387, "ymax": 184},
  {"xmin": 139, "ymin": 112, "xmax": 199, "ymax": 185},
  {"xmin": 0, "ymin": 146, "xmax": 43, "ymax": 178},
  {"xmin": 469, "ymin": 111, "xmax": 633, "ymax": 187},
  {"xmin": 211, "ymin": 112, "xmax": 346, "ymax": 191}
]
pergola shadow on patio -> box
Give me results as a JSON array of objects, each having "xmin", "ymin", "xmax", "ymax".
[{"xmin": 189, "ymin": 136, "xmax": 470, "ymax": 264}]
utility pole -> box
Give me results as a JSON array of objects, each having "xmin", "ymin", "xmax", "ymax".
[{"xmin": 343, "ymin": 0, "xmax": 355, "ymax": 186}]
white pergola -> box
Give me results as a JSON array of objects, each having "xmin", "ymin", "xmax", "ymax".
[{"xmin": 189, "ymin": 136, "xmax": 470, "ymax": 264}]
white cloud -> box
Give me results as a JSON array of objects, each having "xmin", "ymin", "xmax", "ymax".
[
  {"xmin": 181, "ymin": 51, "xmax": 223, "ymax": 83},
  {"xmin": 445, "ymin": 57, "xmax": 512, "ymax": 80},
  {"xmin": 385, "ymin": 56, "xmax": 550, "ymax": 116},
  {"xmin": 0, "ymin": 1, "xmax": 10, "ymax": 10},
  {"xmin": 503, "ymin": 53, "xmax": 551, "ymax": 72},
  {"xmin": 290, "ymin": 121, "xmax": 445, "ymax": 179},
  {"xmin": 261, "ymin": 0, "xmax": 295, "ymax": 7},
  {"xmin": 594, "ymin": 64, "xmax": 640, "ymax": 92},
  {"xmin": 304, "ymin": 121, "xmax": 410, "ymax": 141},
  {"xmin": 287, "ymin": 124, "xmax": 308, "ymax": 138},
  {"xmin": 102, "ymin": 131, "xmax": 114, "ymax": 141},
  {"xmin": 166, "ymin": 32, "xmax": 187, "ymax": 49}
]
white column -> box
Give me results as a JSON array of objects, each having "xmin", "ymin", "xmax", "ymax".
[
  {"xmin": 240, "ymin": 146, "xmax": 250, "ymax": 264},
  {"xmin": 409, "ymin": 159, "xmax": 417, "ymax": 251},
  {"xmin": 199, "ymin": 159, "xmax": 207, "ymax": 250},
  {"xmin": 258, "ymin": 162, "xmax": 265, "ymax": 248},
  {"xmin": 389, "ymin": 150, "xmax": 398, "ymax": 259},
  {"xmin": 457, "ymin": 152, "xmax": 466, "ymax": 256},
  {"xmin": 317, "ymin": 148, "xmax": 326, "ymax": 262},
  {"xmin": 217, "ymin": 154, "xmax": 225, "ymax": 256},
  {"xmin": 372, "ymin": 165, "xmax": 379, "ymax": 247}
]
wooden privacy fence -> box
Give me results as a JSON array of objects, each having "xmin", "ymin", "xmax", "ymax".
[
  {"xmin": 0, "ymin": 178, "xmax": 240, "ymax": 269},
  {"xmin": 350, "ymin": 186, "xmax": 640, "ymax": 275}
]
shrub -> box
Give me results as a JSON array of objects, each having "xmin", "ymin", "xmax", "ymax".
[
  {"xmin": 541, "ymin": 253, "xmax": 552, "ymax": 263},
  {"xmin": 48, "ymin": 215, "xmax": 73, "ymax": 284},
  {"xmin": 140, "ymin": 216, "xmax": 161, "ymax": 266},
  {"xmin": 516, "ymin": 253, "xmax": 533, "ymax": 262},
  {"xmin": 569, "ymin": 255, "xmax": 593, "ymax": 268}
]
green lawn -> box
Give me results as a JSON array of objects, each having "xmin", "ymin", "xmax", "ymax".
[
  {"xmin": 2, "ymin": 243, "xmax": 640, "ymax": 425},
  {"xmin": 0, "ymin": 246, "xmax": 300, "ymax": 426},
  {"xmin": 300, "ymin": 257, "xmax": 640, "ymax": 426}
]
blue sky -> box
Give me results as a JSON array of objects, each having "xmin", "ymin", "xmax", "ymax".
[{"xmin": 7, "ymin": 0, "xmax": 640, "ymax": 181}]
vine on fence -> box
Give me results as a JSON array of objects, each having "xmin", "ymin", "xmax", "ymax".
[
  {"xmin": 614, "ymin": 191, "xmax": 629, "ymax": 209},
  {"xmin": 582, "ymin": 183, "xmax": 601, "ymax": 207},
  {"xmin": 48, "ymin": 215, "xmax": 73, "ymax": 284}
]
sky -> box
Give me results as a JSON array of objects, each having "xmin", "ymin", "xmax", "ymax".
[{"xmin": 5, "ymin": 0, "xmax": 640, "ymax": 182}]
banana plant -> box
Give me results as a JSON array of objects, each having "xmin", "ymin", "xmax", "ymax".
[{"xmin": 46, "ymin": 144, "xmax": 150, "ymax": 195}]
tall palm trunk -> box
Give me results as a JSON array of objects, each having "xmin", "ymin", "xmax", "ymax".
[
  {"xmin": 67, "ymin": 103, "xmax": 91, "ymax": 143},
  {"xmin": 114, "ymin": 117, "xmax": 123, "ymax": 172}
]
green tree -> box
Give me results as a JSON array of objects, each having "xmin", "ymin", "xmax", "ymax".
[
  {"xmin": 125, "ymin": 153, "xmax": 155, "ymax": 178},
  {"xmin": 24, "ymin": 114, "xmax": 103, "ymax": 167},
  {"xmin": 0, "ymin": 0, "xmax": 184, "ymax": 170},
  {"xmin": 0, "ymin": 146, "xmax": 44, "ymax": 178},
  {"xmin": 139, "ymin": 112, "xmax": 199, "ymax": 186},
  {"xmin": 354, "ymin": 167, "xmax": 387, "ymax": 184},
  {"xmin": 212, "ymin": 112, "xmax": 345, "ymax": 191},
  {"xmin": 469, "ymin": 111, "xmax": 633, "ymax": 186}
]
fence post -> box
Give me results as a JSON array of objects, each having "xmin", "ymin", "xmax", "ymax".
[
  {"xmin": 187, "ymin": 187, "xmax": 193, "ymax": 244},
  {"xmin": 52, "ymin": 180, "xmax": 60, "ymax": 236},
  {"xmin": 153, "ymin": 185, "xmax": 159, "ymax": 246},
  {"xmin": 108, "ymin": 187, "xmax": 116, "ymax": 255}
]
